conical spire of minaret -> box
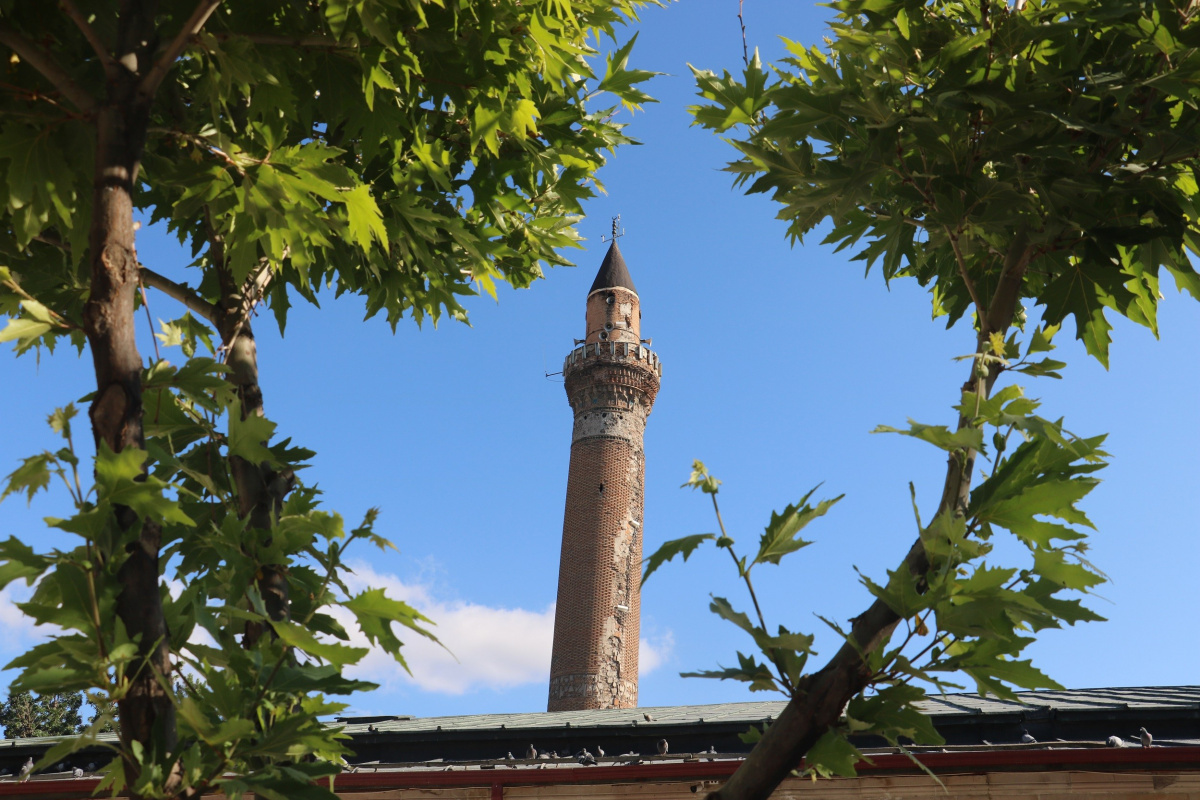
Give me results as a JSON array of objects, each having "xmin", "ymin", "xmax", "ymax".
[
  {"xmin": 589, "ymin": 239, "xmax": 637, "ymax": 295},
  {"xmin": 589, "ymin": 215, "xmax": 637, "ymax": 295}
]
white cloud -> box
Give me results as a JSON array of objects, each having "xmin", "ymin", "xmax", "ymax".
[
  {"xmin": 639, "ymin": 629, "xmax": 674, "ymax": 675},
  {"xmin": 0, "ymin": 583, "xmax": 58, "ymax": 673},
  {"xmin": 0, "ymin": 564, "xmax": 674, "ymax": 698},
  {"xmin": 334, "ymin": 562, "xmax": 673, "ymax": 695},
  {"xmin": 334, "ymin": 562, "xmax": 555, "ymax": 695}
]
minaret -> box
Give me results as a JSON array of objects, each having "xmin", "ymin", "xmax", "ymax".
[{"xmin": 547, "ymin": 220, "xmax": 662, "ymax": 712}]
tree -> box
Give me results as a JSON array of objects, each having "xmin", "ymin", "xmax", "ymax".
[
  {"xmin": 648, "ymin": 0, "xmax": 1200, "ymax": 797},
  {"xmin": 0, "ymin": 1, "xmax": 655, "ymax": 798},
  {"xmin": 0, "ymin": 691, "xmax": 84, "ymax": 739}
]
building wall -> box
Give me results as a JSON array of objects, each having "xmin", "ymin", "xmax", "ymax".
[{"xmin": 334, "ymin": 770, "xmax": 1200, "ymax": 800}]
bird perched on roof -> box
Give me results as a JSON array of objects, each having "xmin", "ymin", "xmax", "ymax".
[
  {"xmin": 19, "ymin": 757, "xmax": 34, "ymax": 780},
  {"xmin": 538, "ymin": 752, "xmax": 551, "ymax": 760},
  {"xmin": 657, "ymin": 738, "xmax": 669, "ymax": 755},
  {"xmin": 643, "ymin": 712, "xmax": 656, "ymax": 722},
  {"xmin": 1107, "ymin": 736, "xmax": 1126, "ymax": 748},
  {"xmin": 1020, "ymin": 729, "xmax": 1037, "ymax": 744},
  {"xmin": 367, "ymin": 724, "xmax": 376, "ymax": 733},
  {"xmin": 596, "ymin": 745, "xmax": 605, "ymax": 757},
  {"xmin": 525, "ymin": 744, "xmax": 537, "ymax": 760},
  {"xmin": 1139, "ymin": 727, "xmax": 1153, "ymax": 748},
  {"xmin": 705, "ymin": 745, "xmax": 717, "ymax": 762},
  {"xmin": 505, "ymin": 752, "xmax": 514, "ymax": 761},
  {"xmin": 578, "ymin": 748, "xmax": 596, "ymax": 766},
  {"xmin": 72, "ymin": 767, "xmax": 84, "ymax": 779}
]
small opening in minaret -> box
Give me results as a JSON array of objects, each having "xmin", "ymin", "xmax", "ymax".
[{"xmin": 598, "ymin": 483, "xmax": 605, "ymax": 494}]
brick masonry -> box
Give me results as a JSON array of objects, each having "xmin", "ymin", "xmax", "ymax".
[{"xmin": 548, "ymin": 286, "xmax": 661, "ymax": 712}]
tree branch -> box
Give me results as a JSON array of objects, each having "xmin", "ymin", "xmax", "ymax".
[
  {"xmin": 0, "ymin": 24, "xmax": 95, "ymax": 113},
  {"xmin": 984, "ymin": 226, "xmax": 1032, "ymax": 335},
  {"xmin": 138, "ymin": 0, "xmax": 223, "ymax": 100},
  {"xmin": 58, "ymin": 0, "xmax": 118, "ymax": 79},
  {"xmin": 138, "ymin": 266, "xmax": 218, "ymax": 323},
  {"xmin": 946, "ymin": 228, "xmax": 987, "ymax": 329},
  {"xmin": 201, "ymin": 32, "xmax": 354, "ymax": 49}
]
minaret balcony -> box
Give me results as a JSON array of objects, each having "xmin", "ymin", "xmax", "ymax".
[{"xmin": 562, "ymin": 340, "xmax": 662, "ymax": 378}]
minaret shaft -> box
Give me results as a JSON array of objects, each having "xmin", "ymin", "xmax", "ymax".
[{"xmin": 547, "ymin": 243, "xmax": 660, "ymax": 712}]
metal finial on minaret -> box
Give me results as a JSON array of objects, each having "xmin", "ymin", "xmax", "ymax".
[{"xmin": 601, "ymin": 214, "xmax": 624, "ymax": 243}]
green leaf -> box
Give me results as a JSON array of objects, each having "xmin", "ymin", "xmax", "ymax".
[
  {"xmin": 95, "ymin": 443, "xmax": 194, "ymax": 526},
  {"xmin": 681, "ymin": 460, "xmax": 722, "ymax": 494},
  {"xmin": 2, "ymin": 453, "xmax": 54, "ymax": 503},
  {"xmin": 341, "ymin": 185, "xmax": 388, "ymax": 251},
  {"xmin": 269, "ymin": 620, "xmax": 369, "ymax": 667},
  {"xmin": 342, "ymin": 588, "xmax": 439, "ymax": 673},
  {"xmin": 641, "ymin": 533, "xmax": 716, "ymax": 586},
  {"xmin": 753, "ymin": 487, "xmax": 841, "ymax": 566},
  {"xmin": 874, "ymin": 420, "xmax": 984, "ymax": 454},
  {"xmin": 596, "ymin": 33, "xmax": 660, "ymax": 111},
  {"xmin": 805, "ymin": 729, "xmax": 862, "ymax": 778},
  {"xmin": 227, "ymin": 402, "xmax": 279, "ymax": 467}
]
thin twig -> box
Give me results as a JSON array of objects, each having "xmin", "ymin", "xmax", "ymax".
[
  {"xmin": 58, "ymin": 0, "xmax": 117, "ymax": 79},
  {"xmin": 737, "ymin": 0, "xmax": 749, "ymax": 67},
  {"xmin": 0, "ymin": 24, "xmax": 95, "ymax": 113},
  {"xmin": 139, "ymin": 266, "xmax": 219, "ymax": 322},
  {"xmin": 946, "ymin": 229, "xmax": 987, "ymax": 329},
  {"xmin": 137, "ymin": 275, "xmax": 162, "ymax": 362},
  {"xmin": 139, "ymin": 0, "xmax": 224, "ymax": 100}
]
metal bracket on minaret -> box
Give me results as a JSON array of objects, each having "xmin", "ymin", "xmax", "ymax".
[{"xmin": 600, "ymin": 215, "xmax": 624, "ymax": 243}]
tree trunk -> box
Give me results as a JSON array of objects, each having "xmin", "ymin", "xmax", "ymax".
[
  {"xmin": 81, "ymin": 1, "xmax": 176, "ymax": 782},
  {"xmin": 207, "ymin": 236, "xmax": 289, "ymax": 644},
  {"xmin": 708, "ymin": 240, "xmax": 1031, "ymax": 800}
]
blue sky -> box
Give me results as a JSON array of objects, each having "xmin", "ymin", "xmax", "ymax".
[{"xmin": 1, "ymin": 0, "xmax": 1197, "ymax": 721}]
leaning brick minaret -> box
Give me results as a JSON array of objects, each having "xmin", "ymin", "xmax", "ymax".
[{"xmin": 547, "ymin": 224, "xmax": 661, "ymax": 711}]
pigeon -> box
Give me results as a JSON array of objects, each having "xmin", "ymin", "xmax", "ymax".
[
  {"xmin": 1107, "ymin": 736, "xmax": 1126, "ymax": 748},
  {"xmin": 72, "ymin": 767, "xmax": 84, "ymax": 778},
  {"xmin": 981, "ymin": 739, "xmax": 993, "ymax": 746},
  {"xmin": 578, "ymin": 748, "xmax": 596, "ymax": 766},
  {"xmin": 505, "ymin": 752, "xmax": 514, "ymax": 761},
  {"xmin": 367, "ymin": 724, "xmax": 376, "ymax": 733},
  {"xmin": 538, "ymin": 752, "xmax": 551, "ymax": 760},
  {"xmin": 705, "ymin": 745, "xmax": 717, "ymax": 762},
  {"xmin": 525, "ymin": 744, "xmax": 537, "ymax": 760},
  {"xmin": 656, "ymin": 738, "xmax": 669, "ymax": 755},
  {"xmin": 1139, "ymin": 727, "xmax": 1153, "ymax": 749},
  {"xmin": 1020, "ymin": 729, "xmax": 1037, "ymax": 744},
  {"xmin": 19, "ymin": 757, "xmax": 34, "ymax": 780},
  {"xmin": 643, "ymin": 712, "xmax": 656, "ymax": 722}
]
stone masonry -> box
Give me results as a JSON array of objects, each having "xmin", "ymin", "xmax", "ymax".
[{"xmin": 547, "ymin": 239, "xmax": 661, "ymax": 712}]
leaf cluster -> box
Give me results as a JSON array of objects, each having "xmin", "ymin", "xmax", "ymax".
[
  {"xmin": 0, "ymin": 0, "xmax": 659, "ymax": 352},
  {"xmin": 0, "ymin": 364, "xmax": 439, "ymax": 797},
  {"xmin": 690, "ymin": 0, "xmax": 1200, "ymax": 365}
]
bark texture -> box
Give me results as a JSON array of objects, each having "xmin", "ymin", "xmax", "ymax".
[
  {"xmin": 81, "ymin": 0, "xmax": 176, "ymax": 778},
  {"xmin": 207, "ymin": 237, "xmax": 290, "ymax": 645}
]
